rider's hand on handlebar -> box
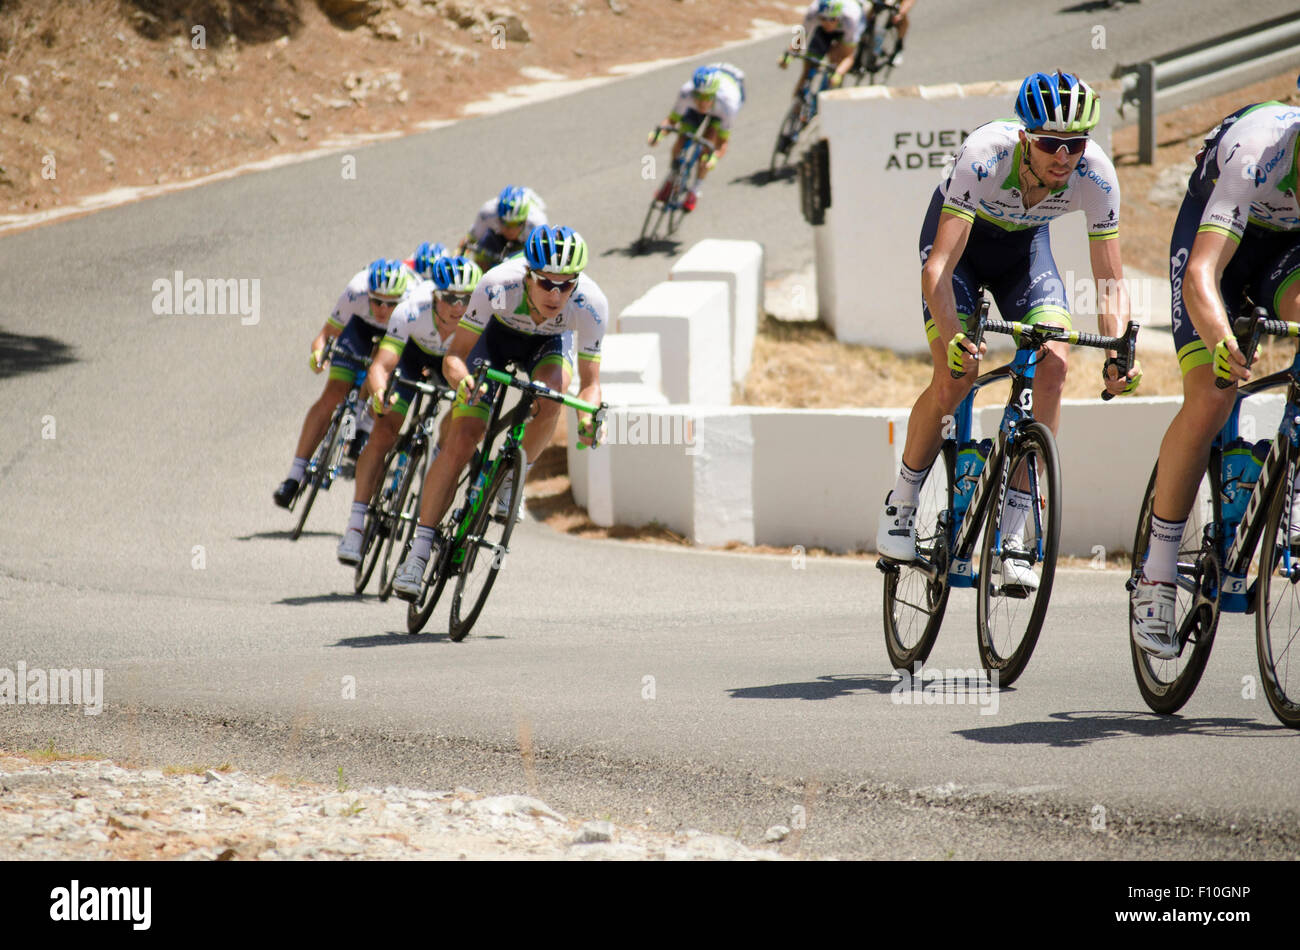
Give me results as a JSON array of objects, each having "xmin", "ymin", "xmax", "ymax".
[
  {"xmin": 946, "ymin": 332, "xmax": 984, "ymax": 378},
  {"xmin": 456, "ymin": 376, "xmax": 486, "ymax": 407},
  {"xmin": 1103, "ymin": 357, "xmax": 1141, "ymax": 396},
  {"xmin": 778, "ymin": 52, "xmax": 790, "ymax": 69},
  {"xmin": 368, "ymin": 391, "xmax": 390, "ymax": 416},
  {"xmin": 647, "ymin": 128, "xmax": 661, "ymax": 146},
  {"xmin": 309, "ymin": 348, "xmax": 325, "ymax": 373},
  {"xmin": 577, "ymin": 417, "xmax": 605, "ymax": 449},
  {"xmin": 829, "ymin": 71, "xmax": 844, "ymax": 89},
  {"xmin": 1213, "ymin": 336, "xmax": 1250, "ymax": 384}
]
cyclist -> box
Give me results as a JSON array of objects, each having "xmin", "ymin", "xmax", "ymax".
[
  {"xmin": 875, "ymin": 70, "xmax": 1139, "ymax": 591},
  {"xmin": 273, "ymin": 258, "xmax": 415, "ymax": 508},
  {"xmin": 404, "ymin": 241, "xmax": 449, "ymax": 280},
  {"xmin": 1131, "ymin": 88, "xmax": 1300, "ymax": 659},
  {"xmin": 337, "ymin": 257, "xmax": 483, "ymax": 565},
  {"xmin": 392, "ymin": 226, "xmax": 606, "ymax": 599},
  {"xmin": 458, "ymin": 185, "xmax": 547, "ymax": 271},
  {"xmin": 649, "ymin": 63, "xmax": 745, "ymax": 212},
  {"xmin": 780, "ymin": 0, "xmax": 864, "ymax": 94},
  {"xmin": 863, "ymin": 0, "xmax": 916, "ymax": 68}
]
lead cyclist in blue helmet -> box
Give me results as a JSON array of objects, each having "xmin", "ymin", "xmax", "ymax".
[
  {"xmin": 1130, "ymin": 78, "xmax": 1300, "ymax": 659},
  {"xmin": 781, "ymin": 0, "xmax": 864, "ymax": 95},
  {"xmin": 648, "ymin": 63, "xmax": 746, "ymax": 212},
  {"xmin": 458, "ymin": 185, "xmax": 548, "ymax": 271},
  {"xmin": 336, "ymin": 256, "xmax": 483, "ymax": 564},
  {"xmin": 274, "ymin": 257, "xmax": 416, "ymax": 508},
  {"xmin": 392, "ymin": 226, "xmax": 608, "ymax": 599},
  {"xmin": 875, "ymin": 70, "xmax": 1138, "ymax": 594}
]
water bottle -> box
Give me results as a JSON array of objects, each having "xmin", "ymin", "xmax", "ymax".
[{"xmin": 953, "ymin": 438, "xmax": 993, "ymax": 520}]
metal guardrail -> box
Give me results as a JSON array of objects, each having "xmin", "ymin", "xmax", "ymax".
[{"xmin": 1112, "ymin": 11, "xmax": 1300, "ymax": 164}]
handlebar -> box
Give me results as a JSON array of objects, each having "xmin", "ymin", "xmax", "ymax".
[
  {"xmin": 1217, "ymin": 305, "xmax": 1300, "ymax": 390},
  {"xmin": 650, "ymin": 123, "xmax": 716, "ymax": 154},
  {"xmin": 781, "ymin": 51, "xmax": 833, "ymax": 70},
  {"xmin": 467, "ymin": 362, "xmax": 608, "ymax": 449}
]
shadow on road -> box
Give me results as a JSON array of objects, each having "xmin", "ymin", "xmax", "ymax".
[
  {"xmin": 731, "ymin": 167, "xmax": 796, "ymax": 188},
  {"xmin": 602, "ymin": 238, "xmax": 682, "ymax": 259},
  {"xmin": 275, "ymin": 591, "xmax": 368, "ymax": 606},
  {"xmin": 235, "ymin": 530, "xmax": 336, "ymax": 541},
  {"xmin": 1059, "ymin": 0, "xmax": 1138, "ymax": 12},
  {"xmin": 727, "ymin": 672, "xmax": 902, "ymax": 700},
  {"xmin": 0, "ymin": 329, "xmax": 77, "ymax": 380},
  {"xmin": 955, "ymin": 710, "xmax": 1281, "ymax": 748},
  {"xmin": 331, "ymin": 631, "xmax": 505, "ymax": 647}
]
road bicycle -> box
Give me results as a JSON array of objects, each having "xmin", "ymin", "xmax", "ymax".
[
  {"xmin": 771, "ymin": 51, "xmax": 834, "ymax": 177},
  {"xmin": 638, "ymin": 123, "xmax": 716, "ymax": 252},
  {"xmin": 353, "ymin": 371, "xmax": 455, "ymax": 598},
  {"xmin": 404, "ymin": 361, "xmax": 607, "ymax": 640},
  {"xmin": 1129, "ymin": 303, "xmax": 1300, "ymax": 727},
  {"xmin": 880, "ymin": 298, "xmax": 1139, "ymax": 685},
  {"xmin": 849, "ymin": 0, "xmax": 902, "ymax": 85},
  {"xmin": 286, "ymin": 339, "xmax": 372, "ymax": 541}
]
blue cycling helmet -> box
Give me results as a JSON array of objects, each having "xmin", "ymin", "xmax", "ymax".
[
  {"xmin": 367, "ymin": 258, "xmax": 410, "ymax": 299},
  {"xmin": 496, "ymin": 185, "xmax": 533, "ymax": 225},
  {"xmin": 412, "ymin": 241, "xmax": 448, "ymax": 279},
  {"xmin": 1015, "ymin": 70, "xmax": 1100, "ymax": 133},
  {"xmin": 817, "ymin": 0, "xmax": 845, "ymax": 17},
  {"xmin": 524, "ymin": 225, "xmax": 588, "ymax": 275},
  {"xmin": 692, "ymin": 66, "xmax": 722, "ymax": 97},
  {"xmin": 431, "ymin": 256, "xmax": 483, "ymax": 294}
]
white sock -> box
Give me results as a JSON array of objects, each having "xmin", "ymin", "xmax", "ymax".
[
  {"xmin": 356, "ymin": 407, "xmax": 375, "ymax": 434},
  {"xmin": 1000, "ymin": 489, "xmax": 1033, "ymax": 544},
  {"xmin": 288, "ymin": 457, "xmax": 307, "ymax": 482},
  {"xmin": 892, "ymin": 462, "xmax": 928, "ymax": 506},
  {"xmin": 1144, "ymin": 515, "xmax": 1185, "ymax": 584},
  {"xmin": 347, "ymin": 501, "xmax": 367, "ymax": 534},
  {"xmin": 409, "ymin": 525, "xmax": 438, "ymax": 563}
]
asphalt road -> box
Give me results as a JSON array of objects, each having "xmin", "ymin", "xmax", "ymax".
[{"xmin": 1, "ymin": 0, "xmax": 1298, "ymax": 859}]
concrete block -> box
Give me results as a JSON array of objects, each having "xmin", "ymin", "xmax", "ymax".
[
  {"xmin": 618, "ymin": 281, "xmax": 731, "ymax": 405},
  {"xmin": 671, "ymin": 239, "xmax": 763, "ymax": 385}
]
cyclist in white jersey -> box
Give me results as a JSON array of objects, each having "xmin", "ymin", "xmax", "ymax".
[
  {"xmin": 336, "ymin": 257, "xmax": 483, "ymax": 565},
  {"xmin": 392, "ymin": 227, "xmax": 607, "ymax": 598},
  {"xmin": 459, "ymin": 185, "xmax": 547, "ymax": 271},
  {"xmin": 875, "ymin": 71, "xmax": 1139, "ymax": 591},
  {"xmin": 781, "ymin": 0, "xmax": 864, "ymax": 93},
  {"xmin": 650, "ymin": 63, "xmax": 745, "ymax": 212},
  {"xmin": 1131, "ymin": 93, "xmax": 1300, "ymax": 658},
  {"xmin": 273, "ymin": 259, "xmax": 417, "ymax": 508}
]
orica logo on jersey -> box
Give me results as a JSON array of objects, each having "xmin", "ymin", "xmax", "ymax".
[
  {"xmin": 1076, "ymin": 161, "xmax": 1112, "ymax": 194},
  {"xmin": 486, "ymin": 284, "xmax": 507, "ymax": 310},
  {"xmin": 970, "ymin": 146, "xmax": 1009, "ymax": 182},
  {"xmin": 1244, "ymin": 147, "xmax": 1286, "ymax": 186}
]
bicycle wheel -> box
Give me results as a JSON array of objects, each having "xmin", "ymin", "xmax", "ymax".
[
  {"xmin": 378, "ymin": 443, "xmax": 424, "ymax": 602},
  {"xmin": 637, "ymin": 193, "xmax": 670, "ymax": 251},
  {"xmin": 976, "ymin": 421, "xmax": 1060, "ymax": 686},
  {"xmin": 448, "ymin": 447, "xmax": 525, "ymax": 642},
  {"xmin": 358, "ymin": 443, "xmax": 415, "ymax": 595},
  {"xmin": 883, "ymin": 442, "xmax": 955, "ymax": 671},
  {"xmin": 290, "ymin": 409, "xmax": 342, "ymax": 541},
  {"xmin": 404, "ymin": 466, "xmax": 468, "ymax": 631},
  {"xmin": 1255, "ymin": 447, "xmax": 1300, "ymax": 727},
  {"xmin": 666, "ymin": 161, "xmax": 698, "ymax": 236},
  {"xmin": 770, "ymin": 100, "xmax": 803, "ymax": 176},
  {"xmin": 1129, "ymin": 461, "xmax": 1220, "ymax": 715}
]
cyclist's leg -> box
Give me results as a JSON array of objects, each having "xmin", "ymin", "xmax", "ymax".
[
  {"xmin": 291, "ymin": 317, "xmax": 373, "ymax": 461},
  {"xmin": 522, "ymin": 335, "xmax": 574, "ymax": 464}
]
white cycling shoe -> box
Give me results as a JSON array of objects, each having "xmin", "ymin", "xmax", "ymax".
[
  {"xmin": 1131, "ymin": 577, "xmax": 1180, "ymax": 660},
  {"xmin": 392, "ymin": 556, "xmax": 427, "ymax": 601},
  {"xmin": 336, "ymin": 528, "xmax": 364, "ymax": 566},
  {"xmin": 999, "ymin": 539, "xmax": 1039, "ymax": 592},
  {"xmin": 876, "ymin": 492, "xmax": 917, "ymax": 561},
  {"xmin": 494, "ymin": 473, "xmax": 525, "ymax": 524}
]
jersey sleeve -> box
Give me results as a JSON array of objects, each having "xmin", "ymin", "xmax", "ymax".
[
  {"xmin": 1076, "ymin": 144, "xmax": 1121, "ymax": 241},
  {"xmin": 668, "ymin": 84, "xmax": 693, "ymax": 123},
  {"xmin": 380, "ymin": 300, "xmax": 416, "ymax": 355},
  {"xmin": 939, "ymin": 144, "xmax": 986, "ymax": 224},
  {"xmin": 1199, "ymin": 128, "xmax": 1257, "ymax": 242},
  {"xmin": 842, "ymin": 5, "xmax": 865, "ymax": 44},
  {"xmin": 573, "ymin": 281, "xmax": 608, "ymax": 364},
  {"xmin": 458, "ymin": 280, "xmax": 496, "ymax": 337},
  {"xmin": 328, "ymin": 271, "xmax": 369, "ymax": 329},
  {"xmin": 468, "ymin": 203, "xmax": 495, "ymax": 245}
]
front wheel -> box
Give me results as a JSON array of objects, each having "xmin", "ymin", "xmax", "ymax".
[
  {"xmin": 1255, "ymin": 448, "xmax": 1300, "ymax": 727},
  {"xmin": 290, "ymin": 409, "xmax": 341, "ymax": 541},
  {"xmin": 448, "ymin": 447, "xmax": 525, "ymax": 642},
  {"xmin": 976, "ymin": 422, "xmax": 1060, "ymax": 686},
  {"xmin": 1129, "ymin": 462, "xmax": 1220, "ymax": 715},
  {"xmin": 770, "ymin": 100, "xmax": 803, "ymax": 176},
  {"xmin": 379, "ymin": 443, "xmax": 425, "ymax": 602},
  {"xmin": 883, "ymin": 442, "xmax": 955, "ymax": 671}
]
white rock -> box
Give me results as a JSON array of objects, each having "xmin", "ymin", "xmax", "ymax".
[
  {"xmin": 572, "ymin": 820, "xmax": 615, "ymax": 844},
  {"xmin": 470, "ymin": 795, "xmax": 564, "ymax": 822},
  {"xmin": 763, "ymin": 825, "xmax": 790, "ymax": 843}
]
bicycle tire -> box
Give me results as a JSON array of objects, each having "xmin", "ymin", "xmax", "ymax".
[
  {"xmin": 404, "ymin": 466, "xmax": 469, "ymax": 631},
  {"xmin": 358, "ymin": 442, "xmax": 415, "ymax": 595},
  {"xmin": 378, "ymin": 443, "xmax": 424, "ymax": 602},
  {"xmin": 770, "ymin": 100, "xmax": 803, "ymax": 176},
  {"xmin": 637, "ymin": 193, "xmax": 670, "ymax": 251},
  {"xmin": 1129, "ymin": 461, "xmax": 1220, "ymax": 715},
  {"xmin": 975, "ymin": 422, "xmax": 1060, "ymax": 686},
  {"xmin": 666, "ymin": 158, "xmax": 699, "ymax": 236},
  {"xmin": 448, "ymin": 446, "xmax": 526, "ymax": 642},
  {"xmin": 1255, "ymin": 446, "xmax": 1300, "ymax": 727},
  {"xmin": 883, "ymin": 441, "xmax": 955, "ymax": 671},
  {"xmin": 290, "ymin": 408, "xmax": 342, "ymax": 541}
]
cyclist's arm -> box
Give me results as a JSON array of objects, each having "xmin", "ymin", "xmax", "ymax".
[
  {"xmin": 364, "ymin": 337, "xmax": 402, "ymax": 402},
  {"xmin": 920, "ymin": 210, "xmax": 973, "ymax": 346},
  {"xmin": 1088, "ymin": 236, "xmax": 1129, "ymax": 341},
  {"xmin": 575, "ymin": 357, "xmax": 602, "ymax": 445},
  {"xmin": 1185, "ymin": 228, "xmax": 1243, "ymax": 371},
  {"xmin": 311, "ymin": 321, "xmax": 342, "ymax": 358},
  {"xmin": 440, "ymin": 325, "xmax": 481, "ymax": 396}
]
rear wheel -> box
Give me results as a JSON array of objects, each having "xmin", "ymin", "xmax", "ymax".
[
  {"xmin": 770, "ymin": 100, "xmax": 803, "ymax": 177},
  {"xmin": 448, "ymin": 447, "xmax": 525, "ymax": 642},
  {"xmin": 1255, "ymin": 448, "xmax": 1300, "ymax": 727},
  {"xmin": 976, "ymin": 422, "xmax": 1060, "ymax": 687},
  {"xmin": 637, "ymin": 193, "xmax": 670, "ymax": 251},
  {"xmin": 290, "ymin": 408, "xmax": 342, "ymax": 541},
  {"xmin": 405, "ymin": 466, "xmax": 469, "ymax": 633},
  {"xmin": 379, "ymin": 443, "xmax": 425, "ymax": 602},
  {"xmin": 1129, "ymin": 462, "xmax": 1220, "ymax": 715},
  {"xmin": 883, "ymin": 442, "xmax": 955, "ymax": 671}
]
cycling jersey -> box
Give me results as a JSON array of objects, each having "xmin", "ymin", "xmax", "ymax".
[
  {"xmin": 669, "ymin": 72, "xmax": 744, "ymax": 138},
  {"xmin": 327, "ymin": 267, "xmax": 419, "ymax": 333},
  {"xmin": 940, "ymin": 120, "xmax": 1120, "ymax": 240},
  {"xmin": 465, "ymin": 194, "xmax": 548, "ymax": 248},
  {"xmin": 1169, "ymin": 102, "xmax": 1300, "ymax": 374},
  {"xmin": 801, "ymin": 0, "xmax": 864, "ymax": 46},
  {"xmin": 459, "ymin": 256, "xmax": 606, "ymax": 365},
  {"xmin": 381, "ymin": 281, "xmax": 456, "ymax": 358}
]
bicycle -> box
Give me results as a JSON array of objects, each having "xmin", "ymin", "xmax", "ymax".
[
  {"xmin": 1128, "ymin": 303, "xmax": 1300, "ymax": 727},
  {"xmin": 879, "ymin": 298, "xmax": 1139, "ymax": 685},
  {"xmin": 286, "ymin": 339, "xmax": 372, "ymax": 541},
  {"xmin": 404, "ymin": 361, "xmax": 607, "ymax": 640},
  {"xmin": 353, "ymin": 371, "xmax": 455, "ymax": 598},
  {"xmin": 848, "ymin": 0, "xmax": 901, "ymax": 86},
  {"xmin": 771, "ymin": 51, "xmax": 834, "ymax": 177},
  {"xmin": 463, "ymin": 233, "xmax": 523, "ymax": 272},
  {"xmin": 638, "ymin": 123, "xmax": 715, "ymax": 252}
]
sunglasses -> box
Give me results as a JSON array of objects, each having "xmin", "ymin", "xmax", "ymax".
[
  {"xmin": 531, "ymin": 272, "xmax": 578, "ymax": 293},
  {"xmin": 369, "ymin": 296, "xmax": 400, "ymax": 308},
  {"xmin": 435, "ymin": 291, "xmax": 471, "ymax": 306},
  {"xmin": 1027, "ymin": 133, "xmax": 1089, "ymax": 156}
]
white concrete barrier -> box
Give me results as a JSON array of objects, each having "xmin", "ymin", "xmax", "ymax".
[
  {"xmin": 815, "ymin": 80, "xmax": 1117, "ymax": 353},
  {"xmin": 618, "ymin": 281, "xmax": 731, "ymax": 405},
  {"xmin": 566, "ymin": 383, "xmax": 670, "ymax": 526},
  {"xmin": 596, "ymin": 332, "xmax": 663, "ymax": 394},
  {"xmin": 670, "ymin": 239, "xmax": 763, "ymax": 385}
]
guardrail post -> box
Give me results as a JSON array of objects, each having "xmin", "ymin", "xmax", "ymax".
[{"xmin": 1137, "ymin": 61, "xmax": 1156, "ymax": 165}]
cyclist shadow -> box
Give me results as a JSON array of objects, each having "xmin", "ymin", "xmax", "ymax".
[
  {"xmin": 732, "ymin": 168, "xmax": 796, "ymax": 188},
  {"xmin": 275, "ymin": 591, "xmax": 375, "ymax": 606},
  {"xmin": 727, "ymin": 673, "xmax": 901, "ymax": 701},
  {"xmin": 330, "ymin": 630, "xmax": 505, "ymax": 647},
  {"xmin": 602, "ymin": 239, "xmax": 682, "ymax": 259},
  {"xmin": 235, "ymin": 530, "xmax": 337, "ymax": 541},
  {"xmin": 955, "ymin": 710, "xmax": 1281, "ymax": 748}
]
